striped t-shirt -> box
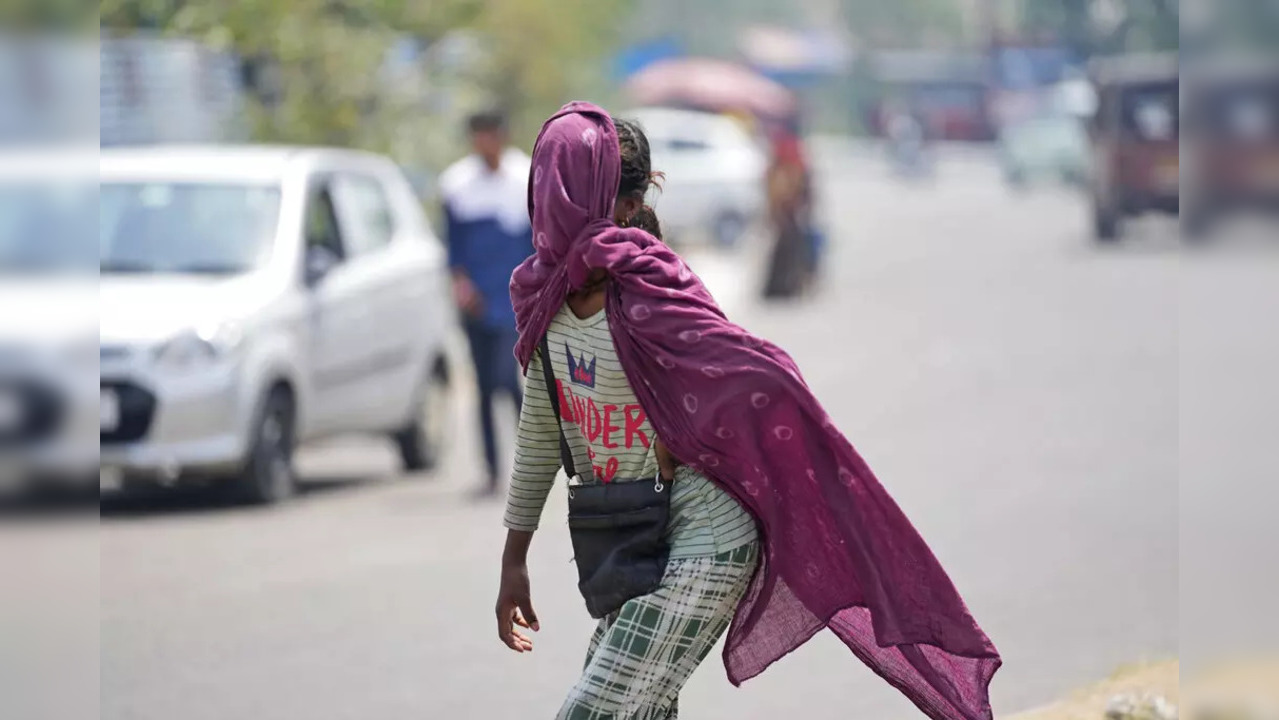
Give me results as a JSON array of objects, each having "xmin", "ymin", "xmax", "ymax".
[{"xmin": 503, "ymin": 304, "xmax": 757, "ymax": 559}]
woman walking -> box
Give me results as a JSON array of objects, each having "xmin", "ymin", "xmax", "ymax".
[
  {"xmin": 496, "ymin": 103, "xmax": 1000, "ymax": 720},
  {"xmin": 761, "ymin": 129, "xmax": 815, "ymax": 300}
]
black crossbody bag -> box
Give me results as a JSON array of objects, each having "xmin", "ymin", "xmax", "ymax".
[{"xmin": 539, "ymin": 335, "xmax": 671, "ymax": 619}]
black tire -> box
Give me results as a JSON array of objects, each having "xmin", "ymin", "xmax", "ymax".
[
  {"xmin": 394, "ymin": 362, "xmax": 450, "ymax": 473},
  {"xmin": 11, "ymin": 474, "xmax": 99, "ymax": 511},
  {"xmin": 234, "ymin": 387, "xmax": 296, "ymax": 505}
]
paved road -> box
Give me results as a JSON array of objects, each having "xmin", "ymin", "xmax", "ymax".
[{"xmin": 22, "ymin": 147, "xmax": 1252, "ymax": 720}]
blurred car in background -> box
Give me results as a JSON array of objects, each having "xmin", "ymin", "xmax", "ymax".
[
  {"xmin": 627, "ymin": 107, "xmax": 767, "ymax": 248},
  {"xmin": 998, "ymin": 79, "xmax": 1093, "ymax": 189},
  {"xmin": 999, "ymin": 113, "xmax": 1090, "ymax": 188},
  {"xmin": 98, "ymin": 146, "xmax": 456, "ymax": 504},
  {"xmin": 1183, "ymin": 57, "xmax": 1279, "ymax": 237},
  {"xmin": 1086, "ymin": 54, "xmax": 1180, "ymax": 242},
  {"xmin": 0, "ymin": 153, "xmax": 98, "ymax": 500}
]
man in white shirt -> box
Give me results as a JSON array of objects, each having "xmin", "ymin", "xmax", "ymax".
[{"xmin": 439, "ymin": 111, "xmax": 533, "ymax": 496}]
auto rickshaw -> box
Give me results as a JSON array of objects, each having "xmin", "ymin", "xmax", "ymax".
[
  {"xmin": 1086, "ymin": 53, "xmax": 1180, "ymax": 241},
  {"xmin": 1182, "ymin": 55, "xmax": 1279, "ymax": 237}
]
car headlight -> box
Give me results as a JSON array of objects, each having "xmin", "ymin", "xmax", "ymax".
[{"xmin": 153, "ymin": 323, "xmax": 243, "ymax": 371}]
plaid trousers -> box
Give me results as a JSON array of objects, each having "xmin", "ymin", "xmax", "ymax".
[{"xmin": 556, "ymin": 543, "xmax": 759, "ymax": 720}]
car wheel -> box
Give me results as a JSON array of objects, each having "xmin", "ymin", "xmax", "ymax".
[
  {"xmin": 711, "ymin": 211, "xmax": 747, "ymax": 249},
  {"xmin": 235, "ymin": 388, "xmax": 296, "ymax": 505},
  {"xmin": 13, "ymin": 473, "xmax": 99, "ymax": 509},
  {"xmin": 394, "ymin": 361, "xmax": 450, "ymax": 474}
]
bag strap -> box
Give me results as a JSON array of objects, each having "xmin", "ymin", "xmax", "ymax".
[{"xmin": 538, "ymin": 335, "xmax": 579, "ymax": 480}]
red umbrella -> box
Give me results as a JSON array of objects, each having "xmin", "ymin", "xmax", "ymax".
[{"xmin": 625, "ymin": 58, "xmax": 797, "ymax": 120}]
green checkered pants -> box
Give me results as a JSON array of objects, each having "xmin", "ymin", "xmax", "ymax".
[{"xmin": 556, "ymin": 542, "xmax": 759, "ymax": 720}]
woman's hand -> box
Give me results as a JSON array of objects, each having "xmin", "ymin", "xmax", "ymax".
[
  {"xmin": 496, "ymin": 538, "xmax": 539, "ymax": 653},
  {"xmin": 655, "ymin": 438, "xmax": 679, "ymax": 482}
]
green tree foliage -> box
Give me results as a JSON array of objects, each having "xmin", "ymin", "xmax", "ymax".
[
  {"xmin": 839, "ymin": 0, "xmax": 966, "ymax": 48},
  {"xmin": 98, "ymin": 0, "xmax": 625, "ymax": 162},
  {"xmin": 0, "ymin": 0, "xmax": 97, "ymax": 32},
  {"xmin": 1018, "ymin": 0, "xmax": 1179, "ymax": 55},
  {"xmin": 1022, "ymin": 0, "xmax": 1095, "ymax": 52},
  {"xmin": 471, "ymin": 0, "xmax": 622, "ymax": 142},
  {"xmin": 1109, "ymin": 0, "xmax": 1179, "ymax": 53},
  {"xmin": 100, "ymin": 0, "xmax": 401, "ymax": 151},
  {"xmin": 1193, "ymin": 0, "xmax": 1279, "ymax": 54}
]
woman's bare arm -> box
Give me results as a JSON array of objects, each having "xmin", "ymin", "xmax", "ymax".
[{"xmin": 496, "ymin": 529, "xmax": 538, "ymax": 652}]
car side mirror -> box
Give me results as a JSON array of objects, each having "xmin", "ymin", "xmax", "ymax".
[{"xmin": 304, "ymin": 245, "xmax": 340, "ymax": 287}]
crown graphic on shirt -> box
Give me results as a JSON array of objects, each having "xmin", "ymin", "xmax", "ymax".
[{"xmin": 564, "ymin": 342, "xmax": 597, "ymax": 388}]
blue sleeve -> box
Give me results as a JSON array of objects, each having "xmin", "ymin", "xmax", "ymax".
[{"xmin": 444, "ymin": 200, "xmax": 465, "ymax": 272}]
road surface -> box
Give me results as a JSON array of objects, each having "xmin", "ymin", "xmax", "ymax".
[{"xmin": 22, "ymin": 144, "xmax": 1272, "ymax": 720}]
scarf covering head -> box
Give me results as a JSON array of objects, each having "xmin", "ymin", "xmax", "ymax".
[{"xmin": 510, "ymin": 102, "xmax": 1001, "ymax": 720}]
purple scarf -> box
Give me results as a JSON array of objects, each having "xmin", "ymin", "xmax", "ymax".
[{"xmin": 511, "ymin": 102, "xmax": 1001, "ymax": 720}]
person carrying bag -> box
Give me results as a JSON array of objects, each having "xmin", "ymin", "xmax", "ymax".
[
  {"xmin": 537, "ymin": 333, "xmax": 671, "ymax": 619},
  {"xmin": 495, "ymin": 104, "xmax": 999, "ymax": 720}
]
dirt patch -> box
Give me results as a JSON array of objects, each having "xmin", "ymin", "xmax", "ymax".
[
  {"xmin": 1011, "ymin": 658, "xmax": 1279, "ymax": 720},
  {"xmin": 1184, "ymin": 659, "xmax": 1279, "ymax": 718},
  {"xmin": 1010, "ymin": 661, "xmax": 1178, "ymax": 720}
]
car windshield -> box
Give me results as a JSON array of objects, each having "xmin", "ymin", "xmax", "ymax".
[
  {"xmin": 0, "ymin": 182, "xmax": 98, "ymax": 275},
  {"xmin": 1006, "ymin": 114, "xmax": 1083, "ymax": 149},
  {"xmin": 1121, "ymin": 82, "xmax": 1180, "ymax": 141},
  {"xmin": 1200, "ymin": 81, "xmax": 1279, "ymax": 141},
  {"xmin": 99, "ymin": 182, "xmax": 282, "ymax": 275}
]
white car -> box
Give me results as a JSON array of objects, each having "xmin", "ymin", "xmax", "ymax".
[
  {"xmin": 627, "ymin": 107, "xmax": 767, "ymax": 248},
  {"xmin": 98, "ymin": 145, "xmax": 457, "ymax": 503},
  {"xmin": 0, "ymin": 152, "xmax": 99, "ymax": 498}
]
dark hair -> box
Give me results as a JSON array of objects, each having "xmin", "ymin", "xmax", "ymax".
[
  {"xmin": 615, "ymin": 117, "xmax": 664, "ymax": 236},
  {"xmin": 629, "ymin": 205, "xmax": 662, "ymax": 239},
  {"xmin": 468, "ymin": 110, "xmax": 506, "ymax": 134}
]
